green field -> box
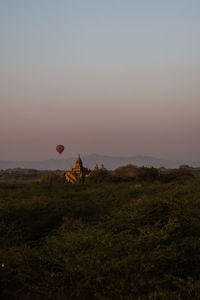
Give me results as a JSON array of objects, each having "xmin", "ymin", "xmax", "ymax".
[{"xmin": 0, "ymin": 168, "xmax": 200, "ymax": 299}]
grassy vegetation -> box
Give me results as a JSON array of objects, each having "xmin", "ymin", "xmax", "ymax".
[{"xmin": 0, "ymin": 167, "xmax": 200, "ymax": 299}]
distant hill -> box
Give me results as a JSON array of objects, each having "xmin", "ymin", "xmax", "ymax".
[{"xmin": 0, "ymin": 154, "xmax": 200, "ymax": 170}]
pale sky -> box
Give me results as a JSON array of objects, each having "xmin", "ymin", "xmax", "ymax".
[{"xmin": 0, "ymin": 0, "xmax": 200, "ymax": 160}]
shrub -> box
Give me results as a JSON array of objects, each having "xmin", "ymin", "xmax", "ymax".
[
  {"xmin": 41, "ymin": 172, "xmax": 65, "ymax": 186},
  {"xmin": 160, "ymin": 168, "xmax": 194, "ymax": 183},
  {"xmin": 114, "ymin": 164, "xmax": 139, "ymax": 181},
  {"xmin": 85, "ymin": 170, "xmax": 114, "ymax": 183},
  {"xmin": 114, "ymin": 165, "xmax": 160, "ymax": 182}
]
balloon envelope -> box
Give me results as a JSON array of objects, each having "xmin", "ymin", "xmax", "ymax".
[{"xmin": 56, "ymin": 145, "xmax": 64, "ymax": 154}]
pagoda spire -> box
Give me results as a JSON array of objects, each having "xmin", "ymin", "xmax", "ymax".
[{"xmin": 75, "ymin": 153, "xmax": 83, "ymax": 169}]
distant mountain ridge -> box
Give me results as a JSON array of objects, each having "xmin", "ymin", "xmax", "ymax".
[{"xmin": 1, "ymin": 154, "xmax": 200, "ymax": 170}]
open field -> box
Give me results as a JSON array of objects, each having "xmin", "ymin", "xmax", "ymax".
[{"xmin": 0, "ymin": 168, "xmax": 200, "ymax": 300}]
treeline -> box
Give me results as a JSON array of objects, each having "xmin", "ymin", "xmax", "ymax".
[
  {"xmin": 86, "ymin": 165, "xmax": 195, "ymax": 184},
  {"xmin": 0, "ymin": 165, "xmax": 197, "ymax": 185}
]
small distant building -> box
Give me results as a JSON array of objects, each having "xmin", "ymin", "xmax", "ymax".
[
  {"xmin": 100, "ymin": 164, "xmax": 105, "ymax": 170},
  {"xmin": 65, "ymin": 154, "xmax": 91, "ymax": 184},
  {"xmin": 94, "ymin": 163, "xmax": 99, "ymax": 170},
  {"xmin": 94, "ymin": 163, "xmax": 106, "ymax": 171}
]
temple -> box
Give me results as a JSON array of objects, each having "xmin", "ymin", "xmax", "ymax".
[
  {"xmin": 65, "ymin": 154, "xmax": 91, "ymax": 183},
  {"xmin": 65, "ymin": 154, "xmax": 106, "ymax": 184}
]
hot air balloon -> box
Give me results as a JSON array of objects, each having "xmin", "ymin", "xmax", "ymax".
[{"xmin": 56, "ymin": 144, "xmax": 64, "ymax": 154}]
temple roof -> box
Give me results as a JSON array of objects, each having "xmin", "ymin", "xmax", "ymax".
[{"xmin": 75, "ymin": 154, "xmax": 83, "ymax": 169}]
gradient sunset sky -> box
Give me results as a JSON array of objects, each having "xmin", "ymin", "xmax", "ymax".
[{"xmin": 1, "ymin": 0, "xmax": 200, "ymax": 160}]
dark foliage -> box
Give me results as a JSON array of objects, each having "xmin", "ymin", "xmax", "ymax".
[
  {"xmin": 160, "ymin": 168, "xmax": 195, "ymax": 183},
  {"xmin": 0, "ymin": 171, "xmax": 200, "ymax": 299},
  {"xmin": 85, "ymin": 170, "xmax": 115, "ymax": 183},
  {"xmin": 114, "ymin": 165, "xmax": 195, "ymax": 184}
]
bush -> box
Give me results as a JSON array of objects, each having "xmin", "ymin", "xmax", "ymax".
[
  {"xmin": 114, "ymin": 165, "xmax": 139, "ymax": 181},
  {"xmin": 136, "ymin": 166, "xmax": 160, "ymax": 182},
  {"xmin": 41, "ymin": 172, "xmax": 65, "ymax": 186},
  {"xmin": 85, "ymin": 170, "xmax": 114, "ymax": 183},
  {"xmin": 160, "ymin": 168, "xmax": 194, "ymax": 184},
  {"xmin": 114, "ymin": 165, "xmax": 160, "ymax": 182}
]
